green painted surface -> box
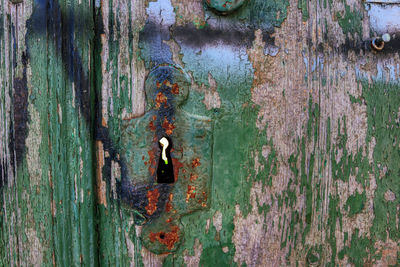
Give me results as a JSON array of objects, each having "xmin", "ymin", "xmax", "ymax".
[
  {"xmin": 298, "ymin": 0, "xmax": 309, "ymax": 22},
  {"xmin": 336, "ymin": 3, "xmax": 363, "ymax": 39},
  {"xmin": 363, "ymin": 81, "xmax": 400, "ymax": 242}
]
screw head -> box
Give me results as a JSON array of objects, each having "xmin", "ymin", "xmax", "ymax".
[{"xmin": 205, "ymin": 0, "xmax": 247, "ymax": 14}]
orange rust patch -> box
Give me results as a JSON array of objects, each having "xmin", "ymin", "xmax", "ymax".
[
  {"xmin": 162, "ymin": 117, "xmax": 176, "ymax": 135},
  {"xmin": 186, "ymin": 185, "xmax": 196, "ymax": 203},
  {"xmin": 199, "ymin": 191, "xmax": 208, "ymax": 207},
  {"xmin": 155, "ymin": 92, "xmax": 167, "ymax": 108},
  {"xmin": 172, "ymin": 158, "xmax": 184, "ymax": 182},
  {"xmin": 101, "ymin": 117, "xmax": 108, "ymax": 127},
  {"xmin": 149, "ymin": 226, "xmax": 180, "ymax": 250},
  {"xmin": 156, "ymin": 81, "xmax": 161, "ymax": 88},
  {"xmin": 190, "ymin": 173, "xmax": 198, "ymax": 182},
  {"xmin": 172, "ymin": 83, "xmax": 179, "ymax": 94},
  {"xmin": 166, "ymin": 193, "xmax": 174, "ymax": 212},
  {"xmin": 145, "ymin": 188, "xmax": 160, "ymax": 215},
  {"xmin": 163, "ymin": 80, "xmax": 172, "ymax": 87},
  {"xmin": 148, "ymin": 121, "xmax": 156, "ymax": 131},
  {"xmin": 147, "ymin": 150, "xmax": 156, "ymax": 175},
  {"xmin": 191, "ymin": 158, "xmax": 201, "ymax": 168}
]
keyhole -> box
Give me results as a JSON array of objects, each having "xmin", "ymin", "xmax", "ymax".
[{"xmin": 157, "ymin": 137, "xmax": 174, "ymax": 183}]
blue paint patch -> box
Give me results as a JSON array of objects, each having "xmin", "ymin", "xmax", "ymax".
[{"xmin": 139, "ymin": 0, "xmax": 176, "ymax": 67}]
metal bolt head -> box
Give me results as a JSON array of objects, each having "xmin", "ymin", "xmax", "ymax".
[
  {"xmin": 205, "ymin": 0, "xmax": 247, "ymax": 14},
  {"xmin": 382, "ymin": 33, "xmax": 391, "ymax": 43},
  {"xmin": 372, "ymin": 37, "xmax": 385, "ymax": 51}
]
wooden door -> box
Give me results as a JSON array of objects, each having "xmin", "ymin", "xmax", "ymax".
[{"xmin": 2, "ymin": 0, "xmax": 400, "ymax": 266}]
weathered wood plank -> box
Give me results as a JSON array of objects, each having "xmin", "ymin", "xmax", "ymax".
[{"xmin": 1, "ymin": 0, "xmax": 96, "ymax": 265}]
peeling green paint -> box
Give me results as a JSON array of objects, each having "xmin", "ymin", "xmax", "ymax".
[
  {"xmin": 345, "ymin": 191, "xmax": 366, "ymax": 217},
  {"xmin": 0, "ymin": 0, "xmax": 97, "ymax": 264},
  {"xmin": 363, "ymin": 81, "xmax": 400, "ymax": 242},
  {"xmin": 298, "ymin": 0, "xmax": 309, "ymax": 22},
  {"xmin": 336, "ymin": 4, "xmax": 363, "ymax": 39},
  {"xmin": 339, "ymin": 229, "xmax": 370, "ymax": 266}
]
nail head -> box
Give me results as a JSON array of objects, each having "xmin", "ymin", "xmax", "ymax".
[{"xmin": 382, "ymin": 33, "xmax": 391, "ymax": 43}]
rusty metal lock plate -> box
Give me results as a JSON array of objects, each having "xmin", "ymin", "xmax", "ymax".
[{"xmin": 119, "ymin": 65, "xmax": 213, "ymax": 254}]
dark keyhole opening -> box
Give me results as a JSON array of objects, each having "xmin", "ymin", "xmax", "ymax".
[
  {"xmin": 159, "ymin": 233, "xmax": 165, "ymax": 239},
  {"xmin": 157, "ymin": 137, "xmax": 174, "ymax": 184}
]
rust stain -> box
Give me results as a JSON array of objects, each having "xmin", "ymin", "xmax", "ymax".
[
  {"xmin": 191, "ymin": 158, "xmax": 201, "ymax": 168},
  {"xmin": 171, "ymin": 83, "xmax": 179, "ymax": 94},
  {"xmin": 199, "ymin": 191, "xmax": 208, "ymax": 207},
  {"xmin": 190, "ymin": 173, "xmax": 198, "ymax": 182},
  {"xmin": 155, "ymin": 92, "xmax": 167, "ymax": 108},
  {"xmin": 162, "ymin": 117, "xmax": 175, "ymax": 135},
  {"xmin": 149, "ymin": 226, "xmax": 180, "ymax": 250},
  {"xmin": 145, "ymin": 188, "xmax": 160, "ymax": 215},
  {"xmin": 101, "ymin": 117, "xmax": 108, "ymax": 127},
  {"xmin": 186, "ymin": 185, "xmax": 196, "ymax": 203},
  {"xmin": 382, "ymin": 248, "xmax": 397, "ymax": 265},
  {"xmin": 172, "ymin": 158, "xmax": 184, "ymax": 182},
  {"xmin": 166, "ymin": 193, "xmax": 174, "ymax": 212},
  {"xmin": 163, "ymin": 80, "xmax": 172, "ymax": 87},
  {"xmin": 96, "ymin": 141, "xmax": 107, "ymax": 207},
  {"xmin": 149, "ymin": 121, "xmax": 156, "ymax": 131},
  {"xmin": 148, "ymin": 150, "xmax": 157, "ymax": 175}
]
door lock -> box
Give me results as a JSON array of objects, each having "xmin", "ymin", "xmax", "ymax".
[{"xmin": 119, "ymin": 65, "xmax": 213, "ymax": 254}]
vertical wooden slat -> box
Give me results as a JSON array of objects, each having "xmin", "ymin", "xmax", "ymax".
[
  {"xmin": 94, "ymin": 0, "xmax": 150, "ymax": 265},
  {"xmin": 1, "ymin": 0, "xmax": 96, "ymax": 265}
]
